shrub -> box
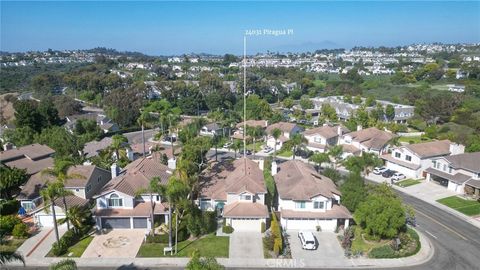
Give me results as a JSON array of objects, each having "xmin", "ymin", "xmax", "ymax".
[
  {"xmin": 222, "ymin": 225, "xmax": 234, "ymax": 234},
  {"xmin": 51, "ymin": 229, "xmax": 83, "ymax": 256},
  {"xmin": 12, "ymin": 223, "xmax": 29, "ymax": 238},
  {"xmin": 369, "ymin": 245, "xmax": 396, "ymax": 258},
  {"xmin": 0, "ymin": 200, "xmax": 21, "ymax": 216},
  {"xmin": 146, "ymin": 234, "xmax": 170, "ymax": 244},
  {"xmin": 201, "ymin": 211, "xmax": 217, "ymax": 235},
  {"xmin": 263, "ymin": 234, "xmax": 274, "ymax": 251},
  {"xmin": 177, "ymin": 228, "xmax": 190, "ymax": 242},
  {"xmin": 0, "ymin": 215, "xmax": 21, "ymax": 234},
  {"xmin": 261, "ymin": 222, "xmax": 266, "ymax": 233},
  {"xmin": 273, "ymin": 238, "xmax": 282, "ymax": 256},
  {"xmin": 49, "ymin": 259, "xmax": 77, "ymax": 270}
]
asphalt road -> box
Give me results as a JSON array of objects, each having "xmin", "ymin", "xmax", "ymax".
[{"xmin": 123, "ymin": 128, "xmax": 159, "ymax": 144}]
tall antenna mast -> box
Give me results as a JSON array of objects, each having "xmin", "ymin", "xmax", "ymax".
[{"xmin": 243, "ymin": 36, "xmax": 247, "ymax": 172}]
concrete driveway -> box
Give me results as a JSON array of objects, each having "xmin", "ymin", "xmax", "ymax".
[
  {"xmin": 287, "ymin": 230, "xmax": 345, "ymax": 267},
  {"xmin": 82, "ymin": 229, "xmax": 147, "ymax": 258},
  {"xmin": 229, "ymin": 232, "xmax": 263, "ymax": 259}
]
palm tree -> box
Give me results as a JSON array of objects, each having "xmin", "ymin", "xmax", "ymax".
[
  {"xmin": 110, "ymin": 134, "xmax": 128, "ymax": 161},
  {"xmin": 247, "ymin": 126, "xmax": 265, "ymax": 160},
  {"xmin": 0, "ymin": 251, "xmax": 25, "ymax": 266},
  {"xmin": 40, "ymin": 181, "xmax": 70, "ymax": 243},
  {"xmin": 232, "ymin": 140, "xmax": 242, "ymax": 159},
  {"xmin": 137, "ymin": 177, "xmax": 168, "ymax": 236},
  {"xmin": 41, "ymin": 160, "xmax": 84, "ymax": 230},
  {"xmin": 271, "ymin": 128, "xmax": 282, "ymax": 160},
  {"xmin": 287, "ymin": 133, "xmax": 307, "ymax": 160},
  {"xmin": 58, "ymin": 206, "xmax": 90, "ymax": 234},
  {"xmin": 49, "ymin": 259, "xmax": 77, "ymax": 270},
  {"xmin": 137, "ymin": 111, "xmax": 152, "ymax": 157},
  {"xmin": 211, "ymin": 135, "xmax": 220, "ymax": 162}
]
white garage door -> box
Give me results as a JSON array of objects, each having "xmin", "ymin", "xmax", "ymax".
[
  {"xmin": 284, "ymin": 218, "xmax": 338, "ymax": 232},
  {"xmin": 231, "ymin": 218, "xmax": 262, "ymax": 232},
  {"xmin": 37, "ymin": 214, "xmax": 66, "ymax": 227}
]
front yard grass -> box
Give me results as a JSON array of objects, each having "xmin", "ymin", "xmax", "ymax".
[
  {"xmin": 437, "ymin": 196, "xmax": 480, "ymax": 216},
  {"xmin": 61, "ymin": 235, "xmax": 93, "ymax": 257},
  {"xmin": 137, "ymin": 234, "xmax": 229, "ymax": 258},
  {"xmin": 396, "ymin": 179, "xmax": 422, "ymax": 188},
  {"xmin": 246, "ymin": 141, "xmax": 263, "ymax": 152},
  {"xmin": 351, "ymin": 227, "xmax": 388, "ymax": 254},
  {"xmin": 0, "ymin": 237, "xmax": 26, "ymax": 253},
  {"xmin": 398, "ymin": 136, "xmax": 432, "ymax": 144},
  {"xmin": 277, "ymin": 149, "xmax": 293, "ymax": 158}
]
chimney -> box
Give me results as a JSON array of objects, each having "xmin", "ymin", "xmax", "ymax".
[
  {"xmin": 357, "ymin": 125, "xmax": 362, "ymax": 131},
  {"xmin": 271, "ymin": 161, "xmax": 278, "ymax": 176},
  {"xmin": 449, "ymin": 143, "xmax": 465, "ymax": 155},
  {"xmin": 111, "ymin": 163, "xmax": 119, "ymax": 178},
  {"xmin": 126, "ymin": 148, "xmax": 134, "ymax": 161},
  {"xmin": 3, "ymin": 142, "xmax": 14, "ymax": 151},
  {"xmin": 168, "ymin": 158, "xmax": 177, "ymax": 170},
  {"xmin": 337, "ymin": 126, "xmax": 342, "ymax": 136},
  {"xmin": 257, "ymin": 159, "xmax": 264, "ymax": 171}
]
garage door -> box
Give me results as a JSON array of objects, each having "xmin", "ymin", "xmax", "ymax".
[
  {"xmin": 37, "ymin": 214, "xmax": 66, "ymax": 227},
  {"xmin": 230, "ymin": 218, "xmax": 261, "ymax": 232},
  {"xmin": 133, "ymin": 218, "xmax": 148, "ymax": 228},
  {"xmin": 284, "ymin": 218, "xmax": 318, "ymax": 230},
  {"xmin": 101, "ymin": 218, "xmax": 131, "ymax": 229}
]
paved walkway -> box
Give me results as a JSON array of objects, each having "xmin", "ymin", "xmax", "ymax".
[
  {"xmin": 16, "ymin": 224, "xmax": 67, "ymax": 258},
  {"xmin": 82, "ymin": 229, "xmax": 147, "ymax": 258},
  {"xmin": 362, "ymin": 170, "xmax": 480, "ymax": 229}
]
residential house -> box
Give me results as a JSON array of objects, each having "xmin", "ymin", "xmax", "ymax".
[
  {"xmin": 274, "ymin": 160, "xmax": 351, "ymax": 231},
  {"xmin": 0, "ymin": 144, "xmax": 55, "ymax": 176},
  {"xmin": 304, "ymin": 125, "xmax": 348, "ymax": 153},
  {"xmin": 29, "ymin": 165, "xmax": 111, "ymax": 227},
  {"xmin": 200, "ymin": 122, "xmax": 226, "ymax": 137},
  {"xmin": 198, "ymin": 158, "xmax": 268, "ymax": 232},
  {"xmin": 231, "ymin": 120, "xmax": 268, "ymax": 140},
  {"xmin": 425, "ymin": 152, "xmax": 480, "ymax": 196},
  {"xmin": 93, "ymin": 155, "xmax": 171, "ymax": 229},
  {"xmin": 65, "ymin": 112, "xmax": 119, "ymax": 134},
  {"xmin": 339, "ymin": 127, "xmax": 395, "ymax": 158},
  {"xmin": 265, "ymin": 122, "xmax": 303, "ymax": 149},
  {"xmin": 382, "ymin": 140, "xmax": 465, "ymax": 179}
]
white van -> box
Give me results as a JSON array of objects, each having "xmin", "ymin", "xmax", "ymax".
[{"xmin": 298, "ymin": 231, "xmax": 316, "ymax": 250}]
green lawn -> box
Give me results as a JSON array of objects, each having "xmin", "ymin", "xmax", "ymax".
[
  {"xmin": 277, "ymin": 149, "xmax": 293, "ymax": 158},
  {"xmin": 398, "ymin": 136, "xmax": 432, "ymax": 144},
  {"xmin": 62, "ymin": 236, "xmax": 93, "ymax": 257},
  {"xmin": 396, "ymin": 179, "xmax": 422, "ymax": 188},
  {"xmin": 0, "ymin": 237, "xmax": 26, "ymax": 253},
  {"xmin": 351, "ymin": 227, "xmax": 388, "ymax": 254},
  {"xmin": 246, "ymin": 141, "xmax": 263, "ymax": 152},
  {"xmin": 437, "ymin": 196, "xmax": 480, "ymax": 216},
  {"xmin": 137, "ymin": 234, "xmax": 229, "ymax": 258}
]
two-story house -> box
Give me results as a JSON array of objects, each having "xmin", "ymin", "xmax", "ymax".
[
  {"xmin": 425, "ymin": 152, "xmax": 480, "ymax": 195},
  {"xmin": 304, "ymin": 125, "xmax": 348, "ymax": 153},
  {"xmin": 265, "ymin": 122, "xmax": 303, "ymax": 150},
  {"xmin": 339, "ymin": 127, "xmax": 395, "ymax": 158},
  {"xmin": 23, "ymin": 165, "xmax": 112, "ymax": 227},
  {"xmin": 382, "ymin": 140, "xmax": 465, "ymax": 179},
  {"xmin": 93, "ymin": 155, "xmax": 171, "ymax": 230},
  {"xmin": 199, "ymin": 158, "xmax": 268, "ymax": 232},
  {"xmin": 200, "ymin": 122, "xmax": 226, "ymax": 137},
  {"xmin": 231, "ymin": 120, "xmax": 268, "ymax": 140},
  {"xmin": 274, "ymin": 160, "xmax": 351, "ymax": 231}
]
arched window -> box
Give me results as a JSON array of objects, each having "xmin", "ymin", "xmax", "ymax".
[{"xmin": 108, "ymin": 193, "xmax": 123, "ymax": 207}]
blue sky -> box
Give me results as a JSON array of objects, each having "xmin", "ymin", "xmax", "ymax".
[{"xmin": 1, "ymin": 1, "xmax": 479, "ymax": 55}]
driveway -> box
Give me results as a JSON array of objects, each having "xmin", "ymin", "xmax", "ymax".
[
  {"xmin": 82, "ymin": 229, "xmax": 147, "ymax": 258},
  {"xmin": 229, "ymin": 232, "xmax": 263, "ymax": 259},
  {"xmin": 287, "ymin": 230, "xmax": 345, "ymax": 267}
]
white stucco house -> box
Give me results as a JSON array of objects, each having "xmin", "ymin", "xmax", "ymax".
[
  {"xmin": 381, "ymin": 140, "xmax": 464, "ymax": 179},
  {"xmin": 304, "ymin": 125, "xmax": 348, "ymax": 153},
  {"xmin": 198, "ymin": 158, "xmax": 269, "ymax": 232},
  {"xmin": 265, "ymin": 122, "xmax": 303, "ymax": 150},
  {"xmin": 339, "ymin": 127, "xmax": 395, "ymax": 158},
  {"xmin": 274, "ymin": 160, "xmax": 351, "ymax": 231}
]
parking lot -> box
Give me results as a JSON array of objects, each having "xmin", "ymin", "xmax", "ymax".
[{"xmin": 287, "ymin": 230, "xmax": 346, "ymax": 267}]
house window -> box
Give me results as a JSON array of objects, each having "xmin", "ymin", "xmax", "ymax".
[
  {"xmin": 395, "ymin": 152, "xmax": 401, "ymax": 158},
  {"xmin": 313, "ymin": 201, "xmax": 324, "ymax": 209},
  {"xmin": 108, "ymin": 194, "xmax": 123, "ymax": 207},
  {"xmin": 240, "ymin": 194, "xmax": 252, "ymax": 201},
  {"xmin": 432, "ymin": 161, "xmax": 436, "ymax": 168},
  {"xmin": 97, "ymin": 176, "xmax": 101, "ymax": 183},
  {"xmin": 443, "ymin": 164, "xmax": 447, "ymax": 171},
  {"xmin": 86, "ymin": 184, "xmax": 92, "ymax": 193},
  {"xmin": 314, "ymin": 137, "xmax": 322, "ymax": 143},
  {"xmin": 22, "ymin": 201, "xmax": 34, "ymax": 211},
  {"xmin": 405, "ymin": 155, "xmax": 412, "ymax": 162},
  {"xmin": 295, "ymin": 201, "xmax": 306, "ymax": 209},
  {"xmin": 449, "ymin": 167, "xmax": 452, "ymax": 174}
]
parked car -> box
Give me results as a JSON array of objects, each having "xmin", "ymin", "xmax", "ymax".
[
  {"xmin": 382, "ymin": 169, "xmax": 395, "ymax": 178},
  {"xmin": 391, "ymin": 172, "xmax": 406, "ymax": 182},
  {"xmin": 298, "ymin": 231, "xmax": 316, "ymax": 250},
  {"xmin": 295, "ymin": 148, "xmax": 312, "ymax": 159},
  {"xmin": 163, "ymin": 136, "xmax": 177, "ymax": 143},
  {"xmin": 243, "ymin": 149, "xmax": 252, "ymax": 155},
  {"xmin": 223, "ymin": 142, "xmax": 233, "ymax": 148},
  {"xmin": 373, "ymin": 167, "xmax": 388, "ymax": 175},
  {"xmin": 264, "ymin": 146, "xmax": 273, "ymax": 153}
]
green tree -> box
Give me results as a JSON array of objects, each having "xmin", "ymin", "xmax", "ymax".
[
  {"xmin": 309, "ymin": 152, "xmax": 330, "ymax": 171},
  {"xmin": 40, "ymin": 181, "xmax": 70, "ymax": 243},
  {"xmin": 49, "ymin": 259, "xmax": 77, "ymax": 270},
  {"xmin": 385, "ymin": 104, "xmax": 395, "ymax": 122},
  {"xmin": 137, "ymin": 111, "xmax": 153, "ymax": 157},
  {"xmin": 0, "ymin": 250, "xmax": 25, "ymax": 266},
  {"xmin": 321, "ymin": 103, "xmax": 337, "ymax": 121},
  {"xmin": 186, "ymin": 250, "xmax": 224, "ymax": 270},
  {"xmin": 328, "ymin": 145, "xmax": 343, "ymax": 169},
  {"xmin": 0, "ymin": 166, "xmax": 28, "ymax": 199},
  {"xmin": 354, "ymin": 184, "xmax": 406, "ymax": 239},
  {"xmin": 246, "ymin": 126, "xmax": 265, "ymax": 160},
  {"xmin": 35, "ymin": 126, "xmax": 82, "ymax": 159},
  {"xmin": 37, "ymin": 98, "xmax": 61, "ymax": 127},
  {"xmin": 340, "ymin": 171, "xmax": 366, "ymax": 212},
  {"xmin": 232, "ymin": 139, "xmax": 243, "ymax": 159},
  {"xmin": 2, "ymin": 126, "xmax": 36, "ymax": 146},
  {"xmin": 284, "ymin": 133, "xmax": 306, "ymax": 160},
  {"xmin": 13, "ymin": 100, "xmax": 42, "ymax": 132},
  {"xmin": 271, "ymin": 128, "xmax": 282, "ymax": 160},
  {"xmin": 282, "ymin": 97, "xmax": 295, "ymax": 109},
  {"xmin": 299, "ymin": 95, "xmax": 313, "ymax": 110},
  {"xmin": 58, "ymin": 206, "xmax": 90, "ymax": 234}
]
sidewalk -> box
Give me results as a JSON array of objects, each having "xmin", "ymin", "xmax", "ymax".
[
  {"xmin": 358, "ymin": 170, "xmax": 480, "ymax": 230},
  {"xmin": 16, "ymin": 224, "xmax": 67, "ymax": 259},
  {"xmin": 9, "ymin": 228, "xmax": 433, "ymax": 269}
]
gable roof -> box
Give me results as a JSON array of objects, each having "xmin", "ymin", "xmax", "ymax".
[
  {"xmin": 64, "ymin": 165, "xmax": 111, "ymax": 188},
  {"xmin": 0, "ymin": 144, "xmax": 55, "ymax": 175},
  {"xmin": 266, "ymin": 122, "xmax": 299, "ymax": 134},
  {"xmin": 83, "ymin": 137, "xmax": 113, "ymax": 158},
  {"xmin": 444, "ymin": 152, "xmax": 480, "ymax": 173},
  {"xmin": 275, "ymin": 160, "xmax": 340, "ymax": 201},
  {"xmin": 304, "ymin": 125, "xmax": 348, "ymax": 139},
  {"xmin": 236, "ymin": 120, "xmax": 268, "ymax": 129},
  {"xmin": 98, "ymin": 155, "xmax": 171, "ymax": 197},
  {"xmin": 403, "ymin": 140, "xmax": 452, "ymax": 158},
  {"xmin": 346, "ymin": 127, "xmax": 395, "ymax": 150}
]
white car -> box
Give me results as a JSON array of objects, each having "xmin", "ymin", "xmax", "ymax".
[
  {"xmin": 298, "ymin": 231, "xmax": 316, "ymax": 250},
  {"xmin": 373, "ymin": 167, "xmax": 388, "ymax": 175},
  {"xmin": 391, "ymin": 172, "xmax": 406, "ymax": 181},
  {"xmin": 223, "ymin": 142, "xmax": 233, "ymax": 148},
  {"xmin": 264, "ymin": 146, "xmax": 273, "ymax": 153}
]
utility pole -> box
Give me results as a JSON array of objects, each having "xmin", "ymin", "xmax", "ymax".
[{"xmin": 243, "ymin": 36, "xmax": 247, "ymax": 172}]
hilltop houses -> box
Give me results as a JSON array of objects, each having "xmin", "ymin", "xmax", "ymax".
[{"xmin": 266, "ymin": 122, "xmax": 303, "ymax": 150}]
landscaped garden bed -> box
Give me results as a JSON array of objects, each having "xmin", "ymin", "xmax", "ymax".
[{"xmin": 395, "ymin": 179, "xmax": 422, "ymax": 188}]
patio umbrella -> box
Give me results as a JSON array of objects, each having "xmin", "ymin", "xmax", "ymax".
[{"xmin": 18, "ymin": 206, "xmax": 26, "ymax": 216}]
